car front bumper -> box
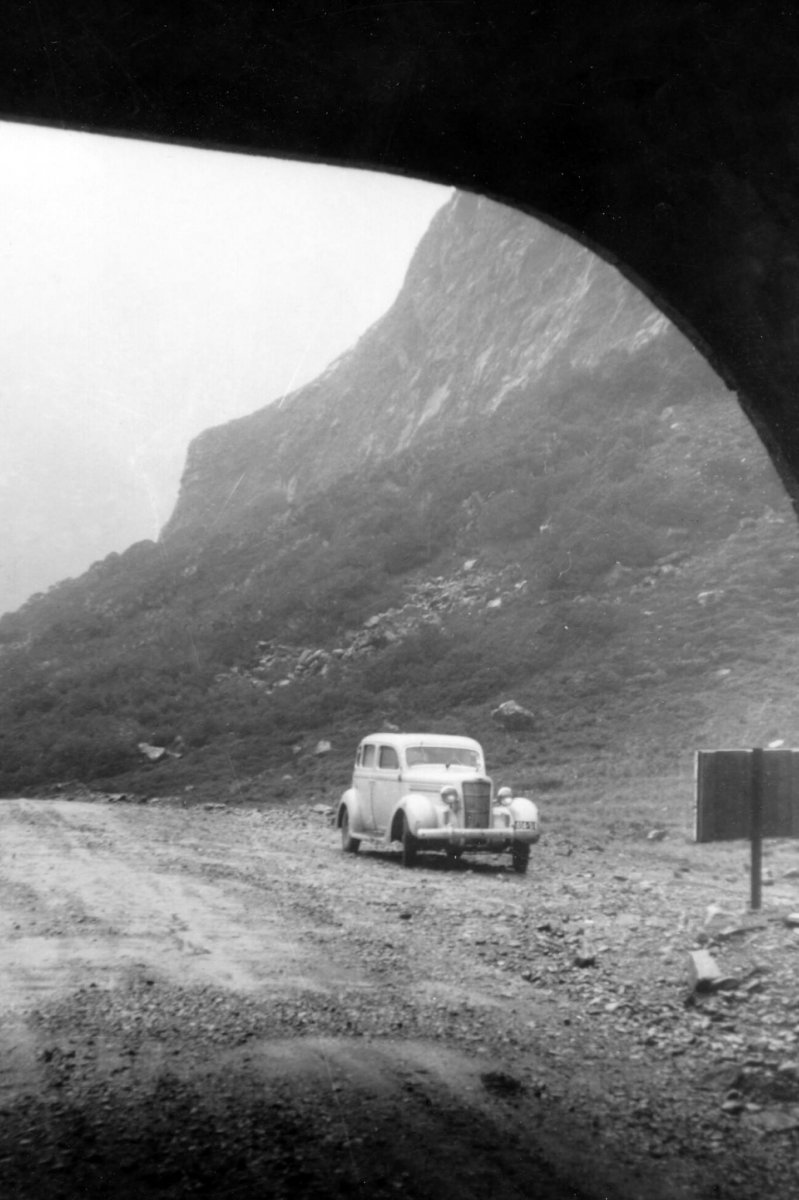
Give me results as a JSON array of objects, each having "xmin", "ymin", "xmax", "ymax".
[{"xmin": 414, "ymin": 826, "xmax": 539, "ymax": 847}]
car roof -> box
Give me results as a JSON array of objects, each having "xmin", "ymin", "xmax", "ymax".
[{"xmin": 360, "ymin": 732, "xmax": 483, "ymax": 751}]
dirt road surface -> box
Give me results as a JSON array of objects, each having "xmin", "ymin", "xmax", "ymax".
[{"xmin": 1, "ymin": 798, "xmax": 799, "ymax": 1199}]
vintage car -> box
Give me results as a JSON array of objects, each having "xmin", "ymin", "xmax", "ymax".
[{"xmin": 336, "ymin": 732, "xmax": 540, "ymax": 872}]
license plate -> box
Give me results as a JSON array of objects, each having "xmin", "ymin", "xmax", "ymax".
[{"xmin": 515, "ymin": 821, "xmax": 536, "ymax": 830}]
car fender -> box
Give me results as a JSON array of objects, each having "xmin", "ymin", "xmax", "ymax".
[
  {"xmin": 389, "ymin": 792, "xmax": 440, "ymax": 841},
  {"xmin": 509, "ymin": 796, "xmax": 539, "ymax": 824},
  {"xmin": 337, "ymin": 787, "xmax": 367, "ymax": 833}
]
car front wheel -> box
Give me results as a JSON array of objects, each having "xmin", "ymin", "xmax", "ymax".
[
  {"xmin": 401, "ymin": 815, "xmax": 417, "ymax": 868},
  {"xmin": 341, "ymin": 809, "xmax": 361, "ymax": 854},
  {"xmin": 511, "ymin": 844, "xmax": 530, "ymax": 874}
]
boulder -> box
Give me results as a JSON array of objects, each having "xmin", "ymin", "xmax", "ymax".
[
  {"xmin": 491, "ymin": 700, "xmax": 535, "ymax": 731},
  {"xmin": 137, "ymin": 742, "xmax": 167, "ymax": 762}
]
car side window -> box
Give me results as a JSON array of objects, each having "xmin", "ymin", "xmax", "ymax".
[
  {"xmin": 362, "ymin": 744, "xmax": 376, "ymax": 768},
  {"xmin": 378, "ymin": 746, "xmax": 399, "ymax": 770}
]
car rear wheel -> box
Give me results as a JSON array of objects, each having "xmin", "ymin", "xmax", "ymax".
[
  {"xmin": 511, "ymin": 844, "xmax": 530, "ymax": 874},
  {"xmin": 401, "ymin": 815, "xmax": 417, "ymax": 868},
  {"xmin": 341, "ymin": 809, "xmax": 361, "ymax": 854}
]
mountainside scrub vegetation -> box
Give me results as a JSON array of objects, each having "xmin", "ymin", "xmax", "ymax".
[
  {"xmin": 2, "ymin": 193, "xmax": 798, "ymax": 801},
  {"xmin": 0, "ymin": 368, "xmax": 794, "ymax": 801}
]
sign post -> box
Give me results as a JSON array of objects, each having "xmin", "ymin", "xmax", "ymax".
[
  {"xmin": 695, "ymin": 746, "xmax": 799, "ymax": 910},
  {"xmin": 749, "ymin": 747, "xmax": 763, "ymax": 911}
]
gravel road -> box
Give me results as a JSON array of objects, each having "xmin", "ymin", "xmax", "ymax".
[{"xmin": 1, "ymin": 797, "xmax": 799, "ymax": 1199}]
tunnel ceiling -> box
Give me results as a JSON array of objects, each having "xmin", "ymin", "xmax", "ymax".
[{"xmin": 3, "ymin": 2, "xmax": 799, "ymax": 512}]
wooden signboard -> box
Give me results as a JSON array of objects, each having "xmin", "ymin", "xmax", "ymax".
[{"xmin": 695, "ymin": 748, "xmax": 799, "ymax": 908}]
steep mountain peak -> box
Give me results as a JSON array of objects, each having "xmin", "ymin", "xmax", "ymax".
[{"xmin": 162, "ymin": 192, "xmax": 691, "ymax": 544}]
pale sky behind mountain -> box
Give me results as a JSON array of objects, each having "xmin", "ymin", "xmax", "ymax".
[{"xmin": 0, "ymin": 122, "xmax": 451, "ymax": 616}]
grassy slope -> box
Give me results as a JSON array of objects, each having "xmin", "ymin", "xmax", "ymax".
[{"xmin": 0, "ymin": 320, "xmax": 795, "ymax": 807}]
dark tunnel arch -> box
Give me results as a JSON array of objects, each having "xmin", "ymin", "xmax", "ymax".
[{"xmin": 3, "ymin": 2, "xmax": 799, "ymax": 511}]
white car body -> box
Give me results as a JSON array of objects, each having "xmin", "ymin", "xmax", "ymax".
[{"xmin": 336, "ymin": 732, "xmax": 540, "ymax": 872}]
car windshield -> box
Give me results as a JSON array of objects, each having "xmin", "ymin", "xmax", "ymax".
[{"xmin": 405, "ymin": 746, "xmax": 481, "ymax": 769}]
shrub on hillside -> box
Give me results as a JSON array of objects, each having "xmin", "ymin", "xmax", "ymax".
[
  {"xmin": 362, "ymin": 624, "xmax": 452, "ymax": 694},
  {"xmin": 44, "ymin": 734, "xmax": 138, "ymax": 782},
  {"xmin": 477, "ymin": 487, "xmax": 548, "ymax": 543}
]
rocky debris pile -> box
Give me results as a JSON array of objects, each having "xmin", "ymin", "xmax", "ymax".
[{"xmin": 230, "ymin": 559, "xmax": 529, "ymax": 694}]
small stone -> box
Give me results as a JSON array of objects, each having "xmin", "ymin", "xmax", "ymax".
[
  {"xmin": 713, "ymin": 975, "xmax": 741, "ymax": 992},
  {"xmin": 574, "ymin": 941, "xmax": 596, "ymax": 968},
  {"xmin": 688, "ymin": 949, "xmax": 724, "ymax": 993},
  {"xmin": 783, "ymin": 913, "xmax": 799, "ymax": 927},
  {"xmin": 705, "ymin": 903, "xmax": 736, "ymax": 929},
  {"xmin": 647, "ymin": 829, "xmax": 667, "ymax": 841},
  {"xmin": 745, "ymin": 1109, "xmax": 799, "ymax": 1134}
]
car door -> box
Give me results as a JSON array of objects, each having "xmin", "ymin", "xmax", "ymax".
[
  {"xmin": 355, "ymin": 742, "xmax": 379, "ymax": 830},
  {"xmin": 371, "ymin": 744, "xmax": 402, "ymax": 832}
]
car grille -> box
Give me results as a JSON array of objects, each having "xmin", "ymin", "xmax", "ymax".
[{"xmin": 461, "ymin": 779, "xmax": 492, "ymax": 828}]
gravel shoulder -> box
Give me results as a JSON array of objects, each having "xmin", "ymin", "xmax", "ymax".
[{"xmin": 1, "ymin": 798, "xmax": 799, "ymax": 1199}]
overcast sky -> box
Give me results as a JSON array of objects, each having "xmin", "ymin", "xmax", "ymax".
[{"xmin": 0, "ymin": 122, "xmax": 451, "ymax": 616}]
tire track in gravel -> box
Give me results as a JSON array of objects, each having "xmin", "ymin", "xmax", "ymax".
[{"xmin": 0, "ymin": 801, "xmax": 359, "ymax": 1014}]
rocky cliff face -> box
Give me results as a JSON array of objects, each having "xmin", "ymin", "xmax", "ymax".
[{"xmin": 162, "ymin": 192, "xmax": 703, "ymax": 544}]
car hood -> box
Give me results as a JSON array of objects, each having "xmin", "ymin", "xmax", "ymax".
[{"xmin": 404, "ymin": 768, "xmax": 489, "ymax": 790}]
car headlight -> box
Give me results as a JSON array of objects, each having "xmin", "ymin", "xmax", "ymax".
[{"xmin": 440, "ymin": 786, "xmax": 460, "ymax": 811}]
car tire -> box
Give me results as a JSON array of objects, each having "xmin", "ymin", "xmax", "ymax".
[
  {"xmin": 511, "ymin": 844, "xmax": 530, "ymax": 874},
  {"xmin": 401, "ymin": 815, "xmax": 417, "ymax": 868},
  {"xmin": 341, "ymin": 809, "xmax": 361, "ymax": 854}
]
